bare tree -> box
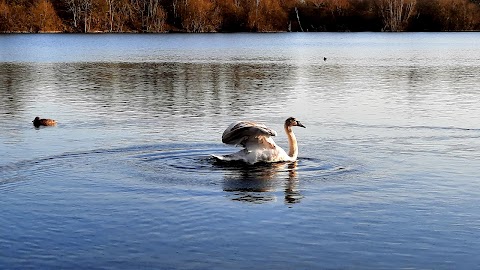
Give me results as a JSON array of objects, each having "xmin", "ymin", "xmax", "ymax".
[
  {"xmin": 146, "ymin": 0, "xmax": 167, "ymax": 32},
  {"xmin": 65, "ymin": 0, "xmax": 81, "ymax": 29},
  {"xmin": 376, "ymin": 0, "xmax": 416, "ymax": 31},
  {"xmin": 81, "ymin": 0, "xmax": 92, "ymax": 32},
  {"xmin": 64, "ymin": 0, "xmax": 92, "ymax": 32},
  {"xmin": 294, "ymin": 6, "xmax": 303, "ymax": 31},
  {"xmin": 173, "ymin": 0, "xmax": 179, "ymax": 18},
  {"xmin": 106, "ymin": 0, "xmax": 114, "ymax": 31},
  {"xmin": 129, "ymin": 0, "xmax": 166, "ymax": 32}
]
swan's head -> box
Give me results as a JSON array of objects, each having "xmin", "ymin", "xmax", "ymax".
[{"xmin": 285, "ymin": 117, "xmax": 306, "ymax": 128}]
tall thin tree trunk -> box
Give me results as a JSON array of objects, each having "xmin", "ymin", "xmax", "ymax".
[{"xmin": 295, "ymin": 7, "xmax": 303, "ymax": 32}]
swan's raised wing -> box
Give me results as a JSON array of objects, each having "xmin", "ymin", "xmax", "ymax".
[{"xmin": 222, "ymin": 121, "xmax": 277, "ymax": 148}]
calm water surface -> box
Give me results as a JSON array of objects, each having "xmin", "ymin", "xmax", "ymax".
[{"xmin": 1, "ymin": 33, "xmax": 480, "ymax": 269}]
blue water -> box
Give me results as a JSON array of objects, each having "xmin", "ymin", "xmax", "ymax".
[{"xmin": 1, "ymin": 33, "xmax": 480, "ymax": 269}]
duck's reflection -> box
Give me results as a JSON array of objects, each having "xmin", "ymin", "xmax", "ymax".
[{"xmin": 219, "ymin": 161, "xmax": 303, "ymax": 204}]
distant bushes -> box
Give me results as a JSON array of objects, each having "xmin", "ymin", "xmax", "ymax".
[{"xmin": 0, "ymin": 0, "xmax": 479, "ymax": 33}]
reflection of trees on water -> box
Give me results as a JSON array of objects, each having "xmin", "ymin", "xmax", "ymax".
[
  {"xmin": 0, "ymin": 61, "xmax": 298, "ymax": 120},
  {"xmin": 221, "ymin": 161, "xmax": 303, "ymax": 204},
  {"xmin": 3, "ymin": 60, "xmax": 480, "ymax": 123},
  {"xmin": 0, "ymin": 64, "xmax": 38, "ymax": 117},
  {"xmin": 49, "ymin": 62, "xmax": 297, "ymax": 119}
]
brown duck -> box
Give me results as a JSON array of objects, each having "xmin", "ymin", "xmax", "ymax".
[{"xmin": 33, "ymin": 117, "xmax": 57, "ymax": 127}]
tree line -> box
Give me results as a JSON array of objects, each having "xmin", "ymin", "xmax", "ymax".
[{"xmin": 1, "ymin": 0, "xmax": 480, "ymax": 33}]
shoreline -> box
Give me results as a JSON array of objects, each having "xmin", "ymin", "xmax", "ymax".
[{"xmin": 1, "ymin": 30, "xmax": 479, "ymax": 34}]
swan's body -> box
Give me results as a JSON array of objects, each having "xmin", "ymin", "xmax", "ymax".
[
  {"xmin": 213, "ymin": 117, "xmax": 305, "ymax": 164},
  {"xmin": 33, "ymin": 117, "xmax": 56, "ymax": 127}
]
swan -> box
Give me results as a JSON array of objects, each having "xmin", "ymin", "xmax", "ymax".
[
  {"xmin": 33, "ymin": 116, "xmax": 57, "ymax": 127},
  {"xmin": 213, "ymin": 117, "xmax": 305, "ymax": 164}
]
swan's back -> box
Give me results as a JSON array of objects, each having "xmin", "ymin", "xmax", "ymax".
[{"xmin": 222, "ymin": 121, "xmax": 277, "ymax": 147}]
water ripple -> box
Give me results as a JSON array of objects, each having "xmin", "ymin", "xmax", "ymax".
[
  {"xmin": 132, "ymin": 145, "xmax": 357, "ymax": 180},
  {"xmin": 0, "ymin": 143, "xmax": 358, "ymax": 200}
]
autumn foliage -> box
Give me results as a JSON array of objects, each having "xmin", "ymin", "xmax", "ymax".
[
  {"xmin": 0, "ymin": 0, "xmax": 479, "ymax": 32},
  {"xmin": 0, "ymin": 0, "xmax": 63, "ymax": 32}
]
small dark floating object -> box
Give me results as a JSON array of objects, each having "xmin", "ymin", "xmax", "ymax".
[
  {"xmin": 33, "ymin": 116, "xmax": 57, "ymax": 127},
  {"xmin": 324, "ymin": 57, "xmax": 327, "ymax": 61}
]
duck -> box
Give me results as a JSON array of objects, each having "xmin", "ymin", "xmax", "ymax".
[
  {"xmin": 33, "ymin": 116, "xmax": 57, "ymax": 127},
  {"xmin": 213, "ymin": 117, "xmax": 305, "ymax": 164}
]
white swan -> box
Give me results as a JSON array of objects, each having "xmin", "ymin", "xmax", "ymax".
[{"xmin": 213, "ymin": 117, "xmax": 305, "ymax": 164}]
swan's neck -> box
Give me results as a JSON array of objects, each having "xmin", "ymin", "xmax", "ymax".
[{"xmin": 284, "ymin": 125, "xmax": 298, "ymax": 160}]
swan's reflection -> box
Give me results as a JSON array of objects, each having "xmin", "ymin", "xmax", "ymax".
[
  {"xmin": 284, "ymin": 163, "xmax": 302, "ymax": 204},
  {"xmin": 219, "ymin": 161, "xmax": 303, "ymax": 204}
]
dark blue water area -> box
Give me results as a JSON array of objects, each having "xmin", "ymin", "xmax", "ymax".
[
  {"xmin": 1, "ymin": 141, "xmax": 479, "ymax": 269},
  {"xmin": 0, "ymin": 142, "xmax": 350, "ymax": 268},
  {"xmin": 2, "ymin": 33, "xmax": 480, "ymax": 269}
]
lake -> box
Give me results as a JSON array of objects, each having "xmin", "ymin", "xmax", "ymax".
[{"xmin": 1, "ymin": 33, "xmax": 479, "ymax": 269}]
